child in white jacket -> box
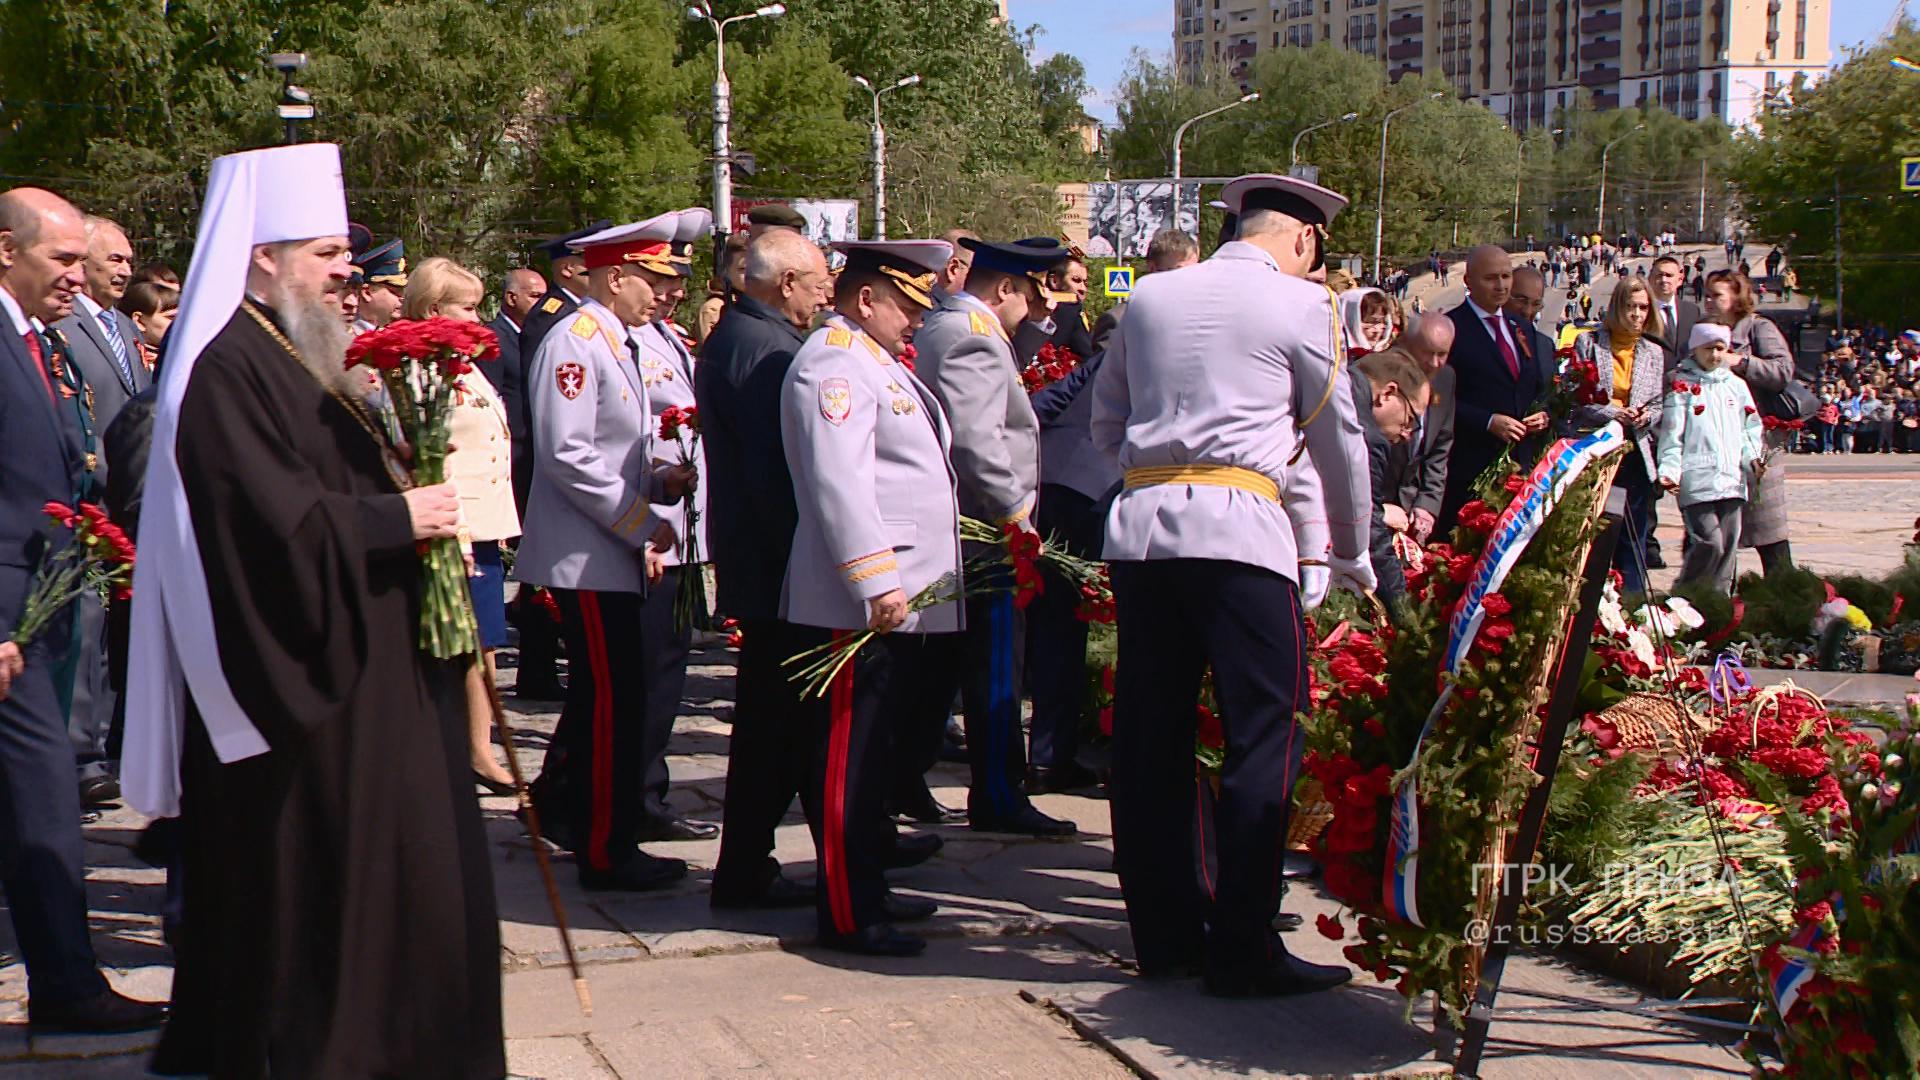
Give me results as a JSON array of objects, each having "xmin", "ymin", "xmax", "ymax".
[{"xmin": 1656, "ymin": 323, "xmax": 1765, "ymax": 594}]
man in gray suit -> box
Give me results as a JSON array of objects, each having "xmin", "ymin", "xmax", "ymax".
[
  {"xmin": 1388, "ymin": 313, "xmax": 1455, "ymax": 546},
  {"xmin": 52, "ymin": 214, "xmax": 148, "ymax": 808},
  {"xmin": 911, "ymin": 236, "xmax": 1074, "ymax": 837},
  {"xmin": 518, "ymin": 214, "xmax": 696, "ymax": 892},
  {"xmin": 780, "ymin": 240, "xmax": 961, "ymax": 957},
  {"xmin": 1093, "ymin": 174, "xmax": 1372, "ymax": 998}
]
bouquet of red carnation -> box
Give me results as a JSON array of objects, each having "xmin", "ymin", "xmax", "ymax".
[
  {"xmin": 1020, "ymin": 342, "xmax": 1081, "ymax": 394},
  {"xmin": 345, "ymin": 317, "xmax": 499, "ymax": 659},
  {"xmin": 8, "ymin": 503, "xmax": 137, "ymax": 649},
  {"xmin": 782, "ymin": 516, "xmax": 1105, "ymax": 698},
  {"xmin": 658, "ymin": 405, "xmax": 705, "ymax": 631}
]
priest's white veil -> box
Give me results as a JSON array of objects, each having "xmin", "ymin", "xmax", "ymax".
[{"xmin": 123, "ymin": 143, "xmax": 349, "ymax": 817}]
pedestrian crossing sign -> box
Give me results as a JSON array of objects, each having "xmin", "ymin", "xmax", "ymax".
[
  {"xmin": 1105, "ymin": 266, "xmax": 1133, "ymax": 297},
  {"xmin": 1904, "ymin": 158, "xmax": 1920, "ymax": 192}
]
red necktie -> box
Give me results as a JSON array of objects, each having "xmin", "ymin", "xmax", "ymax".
[
  {"xmin": 22, "ymin": 330, "xmax": 55, "ymax": 402},
  {"xmin": 1487, "ymin": 315, "xmax": 1519, "ymax": 380}
]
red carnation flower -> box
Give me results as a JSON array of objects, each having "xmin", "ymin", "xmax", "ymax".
[{"xmin": 1315, "ymin": 913, "xmax": 1344, "ymax": 940}]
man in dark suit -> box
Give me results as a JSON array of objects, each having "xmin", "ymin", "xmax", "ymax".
[
  {"xmin": 1503, "ymin": 265, "xmax": 1563, "ymax": 465},
  {"xmin": 1388, "ymin": 313, "xmax": 1456, "ymax": 545},
  {"xmin": 0, "ymin": 187, "xmax": 166, "ymax": 1034},
  {"xmin": 1639, "ymin": 254, "xmax": 1700, "ymax": 569},
  {"xmin": 1440, "ymin": 245, "xmax": 1547, "ymax": 534},
  {"xmin": 695, "ymin": 228, "xmax": 832, "ymax": 908},
  {"xmin": 509, "ymin": 223, "xmax": 603, "ymax": 700},
  {"xmin": 479, "ymin": 266, "xmax": 544, "ymax": 478},
  {"xmin": 51, "ymin": 214, "xmax": 149, "ymax": 808}
]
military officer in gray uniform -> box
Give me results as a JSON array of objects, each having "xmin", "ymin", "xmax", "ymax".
[
  {"xmin": 1092, "ymin": 174, "xmax": 1374, "ymax": 998},
  {"xmin": 519, "ymin": 213, "xmax": 697, "ymax": 892},
  {"xmin": 627, "ymin": 207, "xmax": 721, "ymax": 842},
  {"xmin": 781, "ymin": 239, "xmax": 962, "ymax": 957},
  {"xmin": 910, "ymin": 236, "xmax": 1075, "ymax": 837}
]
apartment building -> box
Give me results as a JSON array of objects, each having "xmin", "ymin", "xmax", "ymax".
[{"xmin": 1173, "ymin": 0, "xmax": 1830, "ymax": 129}]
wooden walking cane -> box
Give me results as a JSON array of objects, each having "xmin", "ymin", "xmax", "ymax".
[{"xmin": 467, "ymin": 592, "xmax": 592, "ymax": 1016}]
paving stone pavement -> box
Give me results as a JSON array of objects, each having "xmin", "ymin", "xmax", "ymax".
[{"xmin": 13, "ymin": 429, "xmax": 1913, "ymax": 1076}]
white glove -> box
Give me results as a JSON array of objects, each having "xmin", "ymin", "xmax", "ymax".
[
  {"xmin": 1298, "ymin": 562, "xmax": 1331, "ymax": 610},
  {"xmin": 1329, "ymin": 553, "xmax": 1378, "ymax": 596}
]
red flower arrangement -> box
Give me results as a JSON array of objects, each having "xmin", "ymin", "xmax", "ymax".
[
  {"xmin": 1020, "ymin": 342, "xmax": 1081, "ymax": 393},
  {"xmin": 346, "ymin": 318, "xmax": 500, "ymax": 658},
  {"xmin": 8, "ymin": 502, "xmax": 137, "ymax": 649},
  {"xmin": 897, "ymin": 343, "xmax": 917, "ymax": 373}
]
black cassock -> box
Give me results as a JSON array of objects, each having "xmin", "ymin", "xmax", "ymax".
[{"xmin": 150, "ymin": 303, "xmax": 504, "ymax": 1079}]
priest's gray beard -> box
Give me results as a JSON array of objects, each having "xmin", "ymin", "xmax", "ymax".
[{"xmin": 262, "ymin": 280, "xmax": 355, "ymax": 396}]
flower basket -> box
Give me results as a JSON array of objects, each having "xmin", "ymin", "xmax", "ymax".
[{"xmin": 1594, "ymin": 692, "xmax": 1710, "ymax": 757}]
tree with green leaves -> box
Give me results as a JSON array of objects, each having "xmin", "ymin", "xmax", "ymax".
[{"xmin": 1733, "ymin": 26, "xmax": 1920, "ymax": 326}]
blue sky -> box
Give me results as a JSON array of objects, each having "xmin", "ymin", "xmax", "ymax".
[{"xmin": 1021, "ymin": 0, "xmax": 1906, "ymax": 123}]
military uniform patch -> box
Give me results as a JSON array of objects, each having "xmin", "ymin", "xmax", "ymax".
[
  {"xmin": 556, "ymin": 361, "xmax": 586, "ymax": 400},
  {"xmin": 826, "ymin": 327, "xmax": 853, "ymax": 348},
  {"xmin": 968, "ymin": 312, "xmax": 994, "ymax": 336},
  {"xmin": 570, "ymin": 314, "xmax": 600, "ymax": 339},
  {"xmin": 820, "ymin": 377, "xmax": 852, "ymax": 426},
  {"xmin": 540, "ymin": 296, "xmax": 563, "ymax": 314}
]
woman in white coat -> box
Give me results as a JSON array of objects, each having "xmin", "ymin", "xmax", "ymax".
[{"xmin": 403, "ymin": 257, "xmax": 523, "ymax": 792}]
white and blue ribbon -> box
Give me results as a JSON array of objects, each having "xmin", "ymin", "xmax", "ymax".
[{"xmin": 1384, "ymin": 422, "xmax": 1625, "ymax": 928}]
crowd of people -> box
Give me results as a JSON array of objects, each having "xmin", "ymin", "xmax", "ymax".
[
  {"xmin": 1807, "ymin": 326, "xmax": 1920, "ymax": 454},
  {"xmin": 0, "ymin": 131, "xmax": 1844, "ymax": 1075}
]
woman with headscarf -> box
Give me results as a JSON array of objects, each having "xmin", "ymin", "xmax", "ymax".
[{"xmin": 1339, "ymin": 286, "xmax": 1395, "ymax": 358}]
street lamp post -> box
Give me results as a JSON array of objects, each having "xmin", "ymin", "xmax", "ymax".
[
  {"xmin": 689, "ymin": 2, "xmax": 787, "ymax": 237},
  {"xmin": 853, "ymin": 73, "xmax": 920, "ymax": 240},
  {"xmin": 1512, "ymin": 126, "xmax": 1563, "ymax": 240},
  {"xmin": 1169, "ymin": 91, "xmax": 1259, "ymax": 230},
  {"xmin": 1595, "ymin": 124, "xmax": 1644, "ymax": 237},
  {"xmin": 1373, "ymin": 92, "xmax": 1444, "ymax": 284},
  {"xmin": 1290, "ymin": 111, "xmax": 1359, "ymax": 171}
]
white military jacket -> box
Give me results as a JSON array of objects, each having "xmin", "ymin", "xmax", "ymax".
[
  {"xmin": 631, "ymin": 319, "xmax": 708, "ymax": 567},
  {"xmin": 779, "ymin": 315, "xmax": 964, "ymax": 634},
  {"xmin": 1090, "ymin": 241, "xmax": 1370, "ymax": 584},
  {"xmin": 518, "ymin": 297, "xmax": 673, "ymax": 594}
]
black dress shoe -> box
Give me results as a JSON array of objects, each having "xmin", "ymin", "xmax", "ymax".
[
  {"xmin": 880, "ymin": 832, "xmax": 943, "ymax": 870},
  {"xmin": 579, "ymin": 853, "xmax": 688, "ymax": 892},
  {"xmin": 970, "ymin": 805, "xmax": 1077, "ymax": 837},
  {"xmin": 472, "ymin": 771, "xmax": 517, "ymax": 797},
  {"xmin": 893, "ymin": 793, "xmax": 966, "ymax": 825},
  {"xmin": 638, "ymin": 816, "xmax": 719, "ymax": 842},
  {"xmin": 1027, "ymin": 762, "xmax": 1099, "ymax": 794},
  {"xmin": 882, "ymin": 892, "xmax": 938, "ymax": 923},
  {"xmin": 712, "ymin": 873, "xmax": 816, "ymax": 910},
  {"xmin": 1203, "ymin": 952, "xmax": 1352, "ymax": 998},
  {"xmin": 819, "ymin": 923, "xmax": 926, "ymax": 957},
  {"xmin": 1644, "ymin": 550, "xmax": 1668, "ymax": 570},
  {"xmin": 29, "ymin": 988, "xmax": 166, "ymax": 1035},
  {"xmin": 1273, "ymin": 912, "xmax": 1303, "ymax": 932},
  {"xmin": 78, "ymin": 775, "xmax": 121, "ymax": 809}
]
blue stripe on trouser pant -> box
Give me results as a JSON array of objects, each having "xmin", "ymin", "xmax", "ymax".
[{"xmin": 960, "ymin": 581, "xmax": 1031, "ymax": 821}]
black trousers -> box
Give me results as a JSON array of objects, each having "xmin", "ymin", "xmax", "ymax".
[
  {"xmin": 636, "ymin": 566, "xmax": 693, "ymax": 825},
  {"xmin": 1026, "ymin": 485, "xmax": 1102, "ymax": 771},
  {"xmin": 512, "ymin": 589, "xmax": 562, "ymax": 692},
  {"xmin": 798, "ymin": 628, "xmax": 897, "ymax": 936},
  {"xmin": 0, "ymin": 573, "xmax": 105, "ymax": 1006},
  {"xmin": 713, "ymin": 618, "xmax": 816, "ymax": 893},
  {"xmin": 546, "ymin": 588, "xmax": 648, "ymax": 874},
  {"xmin": 1108, "ymin": 559, "xmax": 1309, "ymax": 975}
]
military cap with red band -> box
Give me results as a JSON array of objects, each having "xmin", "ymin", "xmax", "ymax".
[{"xmin": 569, "ymin": 211, "xmax": 681, "ymax": 274}]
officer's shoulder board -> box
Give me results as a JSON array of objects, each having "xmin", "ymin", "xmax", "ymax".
[
  {"xmin": 540, "ymin": 296, "xmax": 564, "ymax": 314},
  {"xmin": 825, "ymin": 327, "xmax": 853, "ymax": 349},
  {"xmin": 570, "ymin": 313, "xmax": 600, "ymax": 339},
  {"xmin": 967, "ymin": 312, "xmax": 994, "ymax": 336}
]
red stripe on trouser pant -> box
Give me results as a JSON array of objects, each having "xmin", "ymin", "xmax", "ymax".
[
  {"xmin": 580, "ymin": 592, "xmax": 616, "ymax": 871},
  {"xmin": 824, "ymin": 633, "xmax": 857, "ymax": 935}
]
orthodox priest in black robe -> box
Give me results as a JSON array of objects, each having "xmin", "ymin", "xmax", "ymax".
[{"xmin": 123, "ymin": 143, "xmax": 504, "ymax": 1079}]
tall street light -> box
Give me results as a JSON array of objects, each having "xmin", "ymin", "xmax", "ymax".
[
  {"xmin": 1169, "ymin": 91, "xmax": 1259, "ymax": 229},
  {"xmin": 853, "ymin": 73, "xmax": 920, "ymax": 240},
  {"xmin": 689, "ymin": 2, "xmax": 787, "ymax": 237},
  {"xmin": 1512, "ymin": 126, "xmax": 1563, "ymax": 240},
  {"xmin": 1373, "ymin": 92, "xmax": 1444, "ymax": 284},
  {"xmin": 1290, "ymin": 111, "xmax": 1359, "ymax": 171},
  {"xmin": 1595, "ymin": 123, "xmax": 1644, "ymax": 236}
]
